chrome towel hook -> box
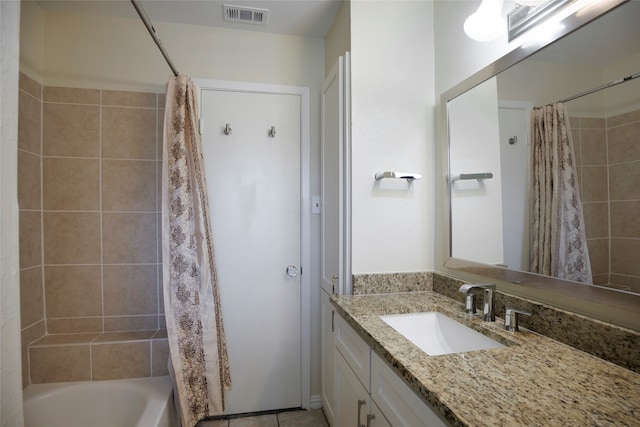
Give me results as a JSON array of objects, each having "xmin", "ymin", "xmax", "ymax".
[
  {"xmin": 224, "ymin": 123, "xmax": 232, "ymax": 135},
  {"xmin": 268, "ymin": 125, "xmax": 277, "ymax": 138}
]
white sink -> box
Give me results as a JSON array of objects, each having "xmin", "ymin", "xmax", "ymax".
[{"xmin": 379, "ymin": 312, "xmax": 505, "ymax": 356}]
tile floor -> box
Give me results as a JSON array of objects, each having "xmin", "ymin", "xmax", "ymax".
[{"xmin": 197, "ymin": 409, "xmax": 328, "ymax": 427}]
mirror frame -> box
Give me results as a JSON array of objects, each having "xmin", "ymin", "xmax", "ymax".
[{"xmin": 438, "ymin": 0, "xmax": 640, "ymax": 331}]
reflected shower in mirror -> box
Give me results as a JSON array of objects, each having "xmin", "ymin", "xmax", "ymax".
[{"xmin": 448, "ymin": 0, "xmax": 640, "ymax": 294}]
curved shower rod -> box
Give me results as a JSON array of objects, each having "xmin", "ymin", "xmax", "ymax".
[{"xmin": 130, "ymin": 0, "xmax": 179, "ymax": 76}]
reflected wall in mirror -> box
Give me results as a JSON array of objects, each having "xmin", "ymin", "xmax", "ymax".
[{"xmin": 448, "ymin": 1, "xmax": 640, "ymax": 294}]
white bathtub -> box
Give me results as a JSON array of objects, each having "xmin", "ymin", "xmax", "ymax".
[{"xmin": 23, "ymin": 376, "xmax": 179, "ymax": 427}]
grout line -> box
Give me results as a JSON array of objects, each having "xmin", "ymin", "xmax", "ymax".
[{"xmin": 99, "ymin": 88, "xmax": 105, "ymax": 335}]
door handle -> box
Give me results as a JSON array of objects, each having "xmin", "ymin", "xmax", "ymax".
[
  {"xmin": 357, "ymin": 399, "xmax": 366, "ymax": 427},
  {"xmin": 286, "ymin": 265, "xmax": 298, "ymax": 277}
]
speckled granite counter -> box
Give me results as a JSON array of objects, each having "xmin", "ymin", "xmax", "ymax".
[{"xmin": 331, "ymin": 291, "xmax": 640, "ymax": 427}]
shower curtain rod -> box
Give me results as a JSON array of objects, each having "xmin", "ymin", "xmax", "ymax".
[
  {"xmin": 130, "ymin": 0, "xmax": 179, "ymax": 76},
  {"xmin": 559, "ymin": 71, "xmax": 640, "ymax": 103}
]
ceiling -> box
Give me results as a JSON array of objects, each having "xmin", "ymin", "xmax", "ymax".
[{"xmin": 35, "ymin": 0, "xmax": 342, "ymax": 38}]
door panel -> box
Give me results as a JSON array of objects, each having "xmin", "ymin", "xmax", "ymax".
[{"xmin": 200, "ymin": 89, "xmax": 301, "ymax": 414}]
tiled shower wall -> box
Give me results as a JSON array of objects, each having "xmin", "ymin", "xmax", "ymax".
[
  {"xmin": 18, "ymin": 72, "xmax": 168, "ymax": 385},
  {"xmin": 572, "ymin": 108, "xmax": 640, "ymax": 292}
]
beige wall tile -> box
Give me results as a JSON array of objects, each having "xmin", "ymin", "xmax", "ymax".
[
  {"xmin": 581, "ymin": 166, "xmax": 609, "ymax": 202},
  {"xmin": 94, "ymin": 330, "xmax": 155, "ymax": 343},
  {"xmin": 18, "ymin": 90, "xmax": 42, "ymax": 154},
  {"xmin": 610, "ymin": 274, "xmax": 640, "ymax": 293},
  {"xmin": 610, "ymin": 201, "xmax": 640, "ymax": 238},
  {"xmin": 104, "ymin": 315, "xmax": 159, "ymax": 332},
  {"xmin": 19, "ymin": 72, "xmax": 42, "ymax": 99},
  {"xmin": 19, "ymin": 210, "xmax": 42, "ymax": 269},
  {"xmin": 151, "ymin": 339, "xmax": 169, "ymax": 376},
  {"xmin": 157, "ymin": 94, "xmax": 166, "ymax": 108},
  {"xmin": 579, "ymin": 117, "xmax": 605, "ymax": 129},
  {"xmin": 43, "ymin": 158, "xmax": 100, "ymax": 211},
  {"xmin": 47, "ymin": 317, "xmax": 102, "ymax": 334},
  {"xmin": 43, "ymin": 103, "xmax": 100, "ymax": 157},
  {"xmin": 20, "ymin": 266, "xmax": 43, "ymax": 328},
  {"xmin": 157, "ymin": 110, "xmax": 164, "ymax": 160},
  {"xmin": 92, "ymin": 342, "xmax": 150, "ymax": 380},
  {"xmin": 102, "ymin": 160, "xmax": 157, "ymax": 212},
  {"xmin": 102, "ymin": 90, "xmax": 157, "ymax": 108},
  {"xmin": 43, "ymin": 212, "xmax": 101, "ymax": 264},
  {"xmin": 43, "ymin": 86, "xmax": 100, "ymax": 104},
  {"xmin": 582, "ymin": 202, "xmax": 609, "ymax": 239},
  {"xmin": 32, "ymin": 333, "xmax": 99, "ymax": 346},
  {"xmin": 21, "ymin": 320, "xmax": 46, "ymax": 388},
  {"xmin": 607, "ymin": 121, "xmax": 640, "ymax": 165},
  {"xmin": 587, "ymin": 238, "xmax": 609, "ymax": 275},
  {"xmin": 579, "ymin": 128, "xmax": 606, "ymax": 166},
  {"xmin": 609, "ymin": 162, "xmax": 640, "ymax": 201},
  {"xmin": 102, "ymin": 107, "xmax": 156, "ymax": 159},
  {"xmin": 607, "ymin": 109, "xmax": 640, "ymax": 128},
  {"xmin": 103, "ymin": 264, "xmax": 158, "ymax": 315},
  {"xmin": 102, "ymin": 213, "xmax": 157, "ymax": 263},
  {"xmin": 591, "ymin": 273, "xmax": 609, "ymax": 286},
  {"xmin": 30, "ymin": 345, "xmax": 91, "ymax": 383},
  {"xmin": 18, "ymin": 150, "xmax": 41, "ymax": 210},
  {"xmin": 45, "ymin": 265, "xmax": 102, "ymax": 318},
  {"xmin": 610, "ymin": 238, "xmax": 640, "ymax": 277}
]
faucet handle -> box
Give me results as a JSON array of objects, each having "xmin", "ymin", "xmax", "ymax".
[{"xmin": 504, "ymin": 307, "xmax": 532, "ymax": 332}]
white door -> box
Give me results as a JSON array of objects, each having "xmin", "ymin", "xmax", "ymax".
[{"xmin": 200, "ymin": 88, "xmax": 302, "ymax": 414}]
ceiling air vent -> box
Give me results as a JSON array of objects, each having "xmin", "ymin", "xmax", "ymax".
[{"xmin": 223, "ymin": 4, "xmax": 269, "ymax": 26}]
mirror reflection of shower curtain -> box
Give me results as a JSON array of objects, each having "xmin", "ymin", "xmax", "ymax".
[{"xmin": 530, "ymin": 102, "xmax": 593, "ymax": 283}]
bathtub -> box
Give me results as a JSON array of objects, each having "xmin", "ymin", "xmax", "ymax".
[{"xmin": 23, "ymin": 376, "xmax": 178, "ymax": 427}]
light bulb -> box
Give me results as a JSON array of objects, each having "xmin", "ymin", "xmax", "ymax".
[{"xmin": 464, "ymin": 0, "xmax": 506, "ymax": 42}]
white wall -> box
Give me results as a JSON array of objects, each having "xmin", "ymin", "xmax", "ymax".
[
  {"xmin": 350, "ymin": 0, "xmax": 435, "ymax": 274},
  {"xmin": 324, "ymin": 0, "xmax": 350, "ymax": 77},
  {"xmin": 1, "ymin": 0, "xmax": 25, "ymax": 424},
  {"xmin": 22, "ymin": 4, "xmax": 326, "ymax": 399}
]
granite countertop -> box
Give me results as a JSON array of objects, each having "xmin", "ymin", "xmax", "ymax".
[{"xmin": 331, "ymin": 291, "xmax": 640, "ymax": 427}]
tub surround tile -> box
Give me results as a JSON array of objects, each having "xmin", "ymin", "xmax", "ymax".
[
  {"xmin": 19, "ymin": 72, "xmax": 42, "ymax": 99},
  {"xmin": 47, "ymin": 317, "xmax": 103, "ymax": 334},
  {"xmin": 102, "ymin": 90, "xmax": 157, "ymax": 108},
  {"xmin": 609, "ymin": 161, "xmax": 640, "ymax": 200},
  {"xmin": 19, "ymin": 266, "xmax": 44, "ymax": 328},
  {"xmin": 607, "ymin": 120, "xmax": 640, "ymax": 164},
  {"xmin": 92, "ymin": 341, "xmax": 151, "ymax": 381},
  {"xmin": 101, "ymin": 107, "xmax": 156, "ymax": 160},
  {"xmin": 331, "ymin": 290, "xmax": 640, "ymax": 427},
  {"xmin": 43, "ymin": 212, "xmax": 101, "ymax": 265},
  {"xmin": 18, "ymin": 150, "xmax": 41, "ymax": 210},
  {"xmin": 151, "ymin": 339, "xmax": 170, "ymax": 377},
  {"xmin": 103, "ymin": 315, "xmax": 159, "ymax": 332},
  {"xmin": 102, "ymin": 213, "xmax": 157, "ymax": 263},
  {"xmin": 30, "ymin": 345, "xmax": 91, "ymax": 384},
  {"xmin": 610, "ymin": 200, "xmax": 640, "ymax": 238},
  {"xmin": 43, "ymin": 158, "xmax": 100, "ymax": 210},
  {"xmin": 44, "ymin": 265, "xmax": 102, "ymax": 318},
  {"xmin": 94, "ymin": 330, "xmax": 156, "ymax": 343},
  {"xmin": 21, "ymin": 320, "xmax": 46, "ymax": 388},
  {"xmin": 607, "ymin": 109, "xmax": 640, "ymax": 128},
  {"xmin": 18, "ymin": 89, "xmax": 42, "ymax": 154},
  {"xmin": 43, "ymin": 103, "xmax": 100, "ymax": 157},
  {"xmin": 31, "ymin": 333, "xmax": 100, "ymax": 346},
  {"xmin": 19, "ymin": 210, "xmax": 42, "ymax": 269},
  {"xmin": 43, "ymin": 86, "xmax": 100, "ymax": 104},
  {"xmin": 101, "ymin": 159, "xmax": 157, "ymax": 211},
  {"xmin": 102, "ymin": 264, "xmax": 158, "ymax": 315}
]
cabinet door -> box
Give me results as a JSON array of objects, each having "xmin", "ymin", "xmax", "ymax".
[
  {"xmin": 335, "ymin": 349, "xmax": 369, "ymax": 427},
  {"xmin": 321, "ymin": 290, "xmax": 335, "ymax": 425},
  {"xmin": 371, "ymin": 353, "xmax": 449, "ymax": 427},
  {"xmin": 369, "ymin": 400, "xmax": 392, "ymax": 427}
]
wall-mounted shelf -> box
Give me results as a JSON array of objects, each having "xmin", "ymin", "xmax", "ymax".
[
  {"xmin": 374, "ymin": 171, "xmax": 422, "ymax": 182},
  {"xmin": 451, "ymin": 172, "xmax": 493, "ymax": 182}
]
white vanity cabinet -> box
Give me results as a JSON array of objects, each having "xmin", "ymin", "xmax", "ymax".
[
  {"xmin": 321, "ymin": 290, "xmax": 336, "ymax": 425},
  {"xmin": 329, "ymin": 312, "xmax": 450, "ymax": 427}
]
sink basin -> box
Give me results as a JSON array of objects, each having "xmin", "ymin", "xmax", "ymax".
[{"xmin": 379, "ymin": 312, "xmax": 505, "ymax": 356}]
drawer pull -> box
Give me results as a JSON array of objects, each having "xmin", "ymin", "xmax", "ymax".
[{"xmin": 357, "ymin": 399, "xmax": 366, "ymax": 427}]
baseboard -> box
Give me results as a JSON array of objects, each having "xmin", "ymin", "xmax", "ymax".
[{"xmin": 309, "ymin": 395, "xmax": 323, "ymax": 410}]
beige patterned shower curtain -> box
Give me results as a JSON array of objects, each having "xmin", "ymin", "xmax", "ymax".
[
  {"xmin": 162, "ymin": 75, "xmax": 231, "ymax": 427},
  {"xmin": 530, "ymin": 102, "xmax": 592, "ymax": 284}
]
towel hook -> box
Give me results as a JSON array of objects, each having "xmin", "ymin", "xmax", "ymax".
[
  {"xmin": 268, "ymin": 125, "xmax": 277, "ymax": 138},
  {"xmin": 224, "ymin": 123, "xmax": 232, "ymax": 136}
]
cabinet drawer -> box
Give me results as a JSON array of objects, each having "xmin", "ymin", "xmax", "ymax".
[
  {"xmin": 335, "ymin": 314, "xmax": 371, "ymax": 391},
  {"xmin": 371, "ymin": 352, "xmax": 449, "ymax": 427}
]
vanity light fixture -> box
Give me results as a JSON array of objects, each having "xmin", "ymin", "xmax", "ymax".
[{"xmin": 464, "ymin": 0, "xmax": 507, "ymax": 42}]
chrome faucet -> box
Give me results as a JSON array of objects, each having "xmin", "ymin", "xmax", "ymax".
[{"xmin": 458, "ymin": 283, "xmax": 496, "ymax": 322}]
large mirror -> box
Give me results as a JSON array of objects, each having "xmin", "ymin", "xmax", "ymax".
[{"xmin": 444, "ymin": 0, "xmax": 640, "ymax": 329}]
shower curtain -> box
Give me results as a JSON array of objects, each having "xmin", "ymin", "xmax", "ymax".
[
  {"xmin": 530, "ymin": 102, "xmax": 593, "ymax": 283},
  {"xmin": 162, "ymin": 75, "xmax": 231, "ymax": 427}
]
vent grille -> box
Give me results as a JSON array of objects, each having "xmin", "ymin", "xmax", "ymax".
[{"xmin": 223, "ymin": 4, "xmax": 269, "ymax": 25}]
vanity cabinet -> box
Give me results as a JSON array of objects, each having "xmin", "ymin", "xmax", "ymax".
[
  {"xmin": 330, "ymin": 312, "xmax": 449, "ymax": 427},
  {"xmin": 321, "ymin": 290, "xmax": 336, "ymax": 425}
]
